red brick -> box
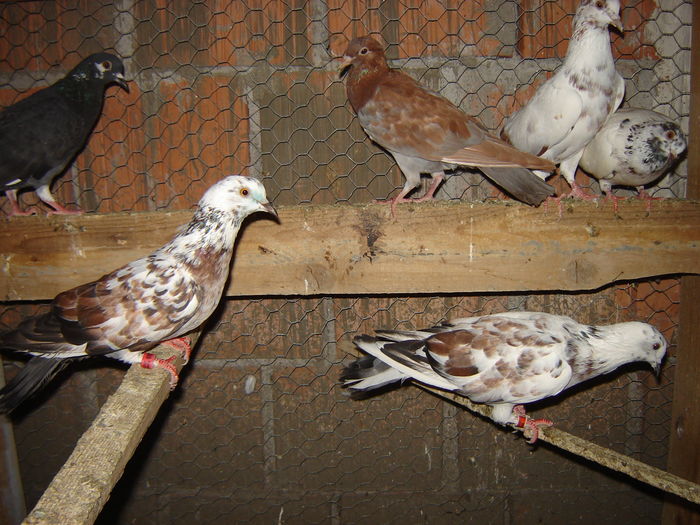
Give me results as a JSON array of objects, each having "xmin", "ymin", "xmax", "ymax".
[
  {"xmin": 517, "ymin": 0, "xmax": 658, "ymax": 60},
  {"xmin": 146, "ymin": 75, "xmax": 251, "ymax": 210},
  {"xmin": 328, "ymin": 0, "xmax": 510, "ymax": 58}
]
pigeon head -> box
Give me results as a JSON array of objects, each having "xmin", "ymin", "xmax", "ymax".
[
  {"xmin": 338, "ymin": 36, "xmax": 388, "ymax": 79},
  {"xmin": 576, "ymin": 0, "xmax": 623, "ymax": 32},
  {"xmin": 198, "ymin": 175, "xmax": 277, "ymax": 219},
  {"xmin": 618, "ymin": 322, "xmax": 667, "ymax": 376},
  {"xmin": 69, "ymin": 52, "xmax": 128, "ymax": 92},
  {"xmin": 650, "ymin": 122, "xmax": 687, "ymax": 162}
]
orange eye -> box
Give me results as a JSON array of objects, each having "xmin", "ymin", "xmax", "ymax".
[
  {"xmin": 101, "ymin": 61, "xmax": 112, "ymax": 70},
  {"xmin": 653, "ymin": 343, "xmax": 661, "ymax": 350},
  {"xmin": 666, "ymin": 130, "xmax": 676, "ymax": 140},
  {"xmin": 240, "ymin": 188, "xmax": 249, "ymax": 197},
  {"xmin": 595, "ymin": 0, "xmax": 604, "ymax": 7}
]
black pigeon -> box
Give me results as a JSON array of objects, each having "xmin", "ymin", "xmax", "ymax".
[{"xmin": 0, "ymin": 52, "xmax": 128, "ymax": 216}]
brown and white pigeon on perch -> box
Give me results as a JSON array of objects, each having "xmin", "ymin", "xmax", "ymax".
[
  {"xmin": 338, "ymin": 36, "xmax": 556, "ymax": 215},
  {"xmin": 341, "ymin": 311, "xmax": 666, "ymax": 443},
  {"xmin": 501, "ymin": 0, "xmax": 625, "ymax": 200},
  {"xmin": 0, "ymin": 175, "xmax": 277, "ymax": 414}
]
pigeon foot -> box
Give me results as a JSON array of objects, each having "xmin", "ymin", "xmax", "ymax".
[
  {"xmin": 512, "ymin": 405, "xmax": 553, "ymax": 444},
  {"xmin": 140, "ymin": 353, "xmax": 179, "ymax": 390},
  {"xmin": 162, "ymin": 336, "xmax": 193, "ymax": 364}
]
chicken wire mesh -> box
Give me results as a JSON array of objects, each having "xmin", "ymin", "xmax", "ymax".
[{"xmin": 0, "ymin": 0, "xmax": 691, "ymax": 524}]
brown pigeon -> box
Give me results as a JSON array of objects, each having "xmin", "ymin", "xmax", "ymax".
[
  {"xmin": 338, "ymin": 36, "xmax": 555, "ymax": 215},
  {"xmin": 341, "ymin": 311, "xmax": 666, "ymax": 443},
  {"xmin": 0, "ymin": 175, "xmax": 277, "ymax": 414}
]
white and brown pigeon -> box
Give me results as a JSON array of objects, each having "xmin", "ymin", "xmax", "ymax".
[
  {"xmin": 0, "ymin": 52, "xmax": 128, "ymax": 216},
  {"xmin": 501, "ymin": 0, "xmax": 625, "ymax": 200},
  {"xmin": 341, "ymin": 311, "xmax": 666, "ymax": 443},
  {"xmin": 338, "ymin": 36, "xmax": 556, "ymax": 215},
  {"xmin": 579, "ymin": 108, "xmax": 687, "ymax": 209},
  {"xmin": 0, "ymin": 175, "xmax": 277, "ymax": 414}
]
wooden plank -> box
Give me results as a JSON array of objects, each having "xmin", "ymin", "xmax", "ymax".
[
  {"xmin": 21, "ymin": 336, "xmax": 195, "ymax": 525},
  {"xmin": 662, "ymin": 2, "xmax": 700, "ymax": 522},
  {"xmin": 1, "ymin": 199, "xmax": 699, "ymax": 301}
]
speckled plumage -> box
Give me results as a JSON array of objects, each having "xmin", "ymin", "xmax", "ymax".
[
  {"xmin": 339, "ymin": 36, "xmax": 556, "ymax": 214},
  {"xmin": 341, "ymin": 311, "xmax": 666, "ymax": 441},
  {"xmin": 501, "ymin": 0, "xmax": 625, "ymax": 198},
  {"xmin": 0, "ymin": 176, "xmax": 277, "ymax": 414},
  {"xmin": 579, "ymin": 108, "xmax": 687, "ymax": 195},
  {"xmin": 0, "ymin": 53, "xmax": 127, "ymax": 216}
]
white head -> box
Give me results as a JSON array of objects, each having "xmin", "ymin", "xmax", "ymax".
[
  {"xmin": 198, "ymin": 175, "xmax": 277, "ymax": 218},
  {"xmin": 619, "ymin": 321, "xmax": 667, "ymax": 375},
  {"xmin": 576, "ymin": 0, "xmax": 623, "ymax": 32}
]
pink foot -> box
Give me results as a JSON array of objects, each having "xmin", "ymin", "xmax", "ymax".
[
  {"xmin": 46, "ymin": 203, "xmax": 83, "ymax": 215},
  {"xmin": 636, "ymin": 189, "xmax": 663, "ymax": 213},
  {"xmin": 605, "ymin": 193, "xmax": 627, "ymax": 214},
  {"xmin": 140, "ymin": 353, "xmax": 179, "ymax": 390},
  {"xmin": 512, "ymin": 405, "xmax": 553, "ymax": 444},
  {"xmin": 162, "ymin": 336, "xmax": 192, "ymax": 364}
]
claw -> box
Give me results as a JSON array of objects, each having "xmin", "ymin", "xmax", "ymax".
[
  {"xmin": 512, "ymin": 405, "xmax": 553, "ymax": 444},
  {"xmin": 162, "ymin": 336, "xmax": 192, "ymax": 364},
  {"xmin": 140, "ymin": 353, "xmax": 179, "ymax": 390}
]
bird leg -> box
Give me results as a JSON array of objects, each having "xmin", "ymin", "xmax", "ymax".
[
  {"xmin": 140, "ymin": 353, "xmax": 179, "ymax": 390},
  {"xmin": 604, "ymin": 192, "xmax": 627, "ymax": 214},
  {"xmin": 375, "ymin": 174, "xmax": 444, "ymax": 217},
  {"xmin": 636, "ymin": 188, "xmax": 663, "ymax": 212},
  {"xmin": 5, "ymin": 189, "xmax": 39, "ymax": 216},
  {"xmin": 511, "ymin": 405, "xmax": 553, "ymax": 444},
  {"xmin": 161, "ymin": 336, "xmax": 193, "ymax": 364},
  {"xmin": 35, "ymin": 185, "xmax": 82, "ymax": 215}
]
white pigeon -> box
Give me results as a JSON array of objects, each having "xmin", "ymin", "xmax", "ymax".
[
  {"xmin": 341, "ymin": 311, "xmax": 666, "ymax": 443},
  {"xmin": 579, "ymin": 108, "xmax": 687, "ymax": 206},
  {"xmin": 501, "ymin": 0, "xmax": 625, "ymax": 199},
  {"xmin": 0, "ymin": 175, "xmax": 277, "ymax": 414}
]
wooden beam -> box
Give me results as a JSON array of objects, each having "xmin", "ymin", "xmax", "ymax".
[
  {"xmin": 662, "ymin": 2, "xmax": 700, "ymax": 523},
  {"xmin": 1, "ymin": 199, "xmax": 699, "ymax": 301},
  {"xmin": 21, "ymin": 337, "xmax": 195, "ymax": 525}
]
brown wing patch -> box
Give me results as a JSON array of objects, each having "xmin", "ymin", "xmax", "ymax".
[{"xmin": 426, "ymin": 329, "xmax": 475, "ymax": 356}]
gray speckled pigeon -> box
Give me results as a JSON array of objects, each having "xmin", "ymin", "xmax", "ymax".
[
  {"xmin": 0, "ymin": 176, "xmax": 277, "ymax": 414},
  {"xmin": 341, "ymin": 311, "xmax": 666, "ymax": 443},
  {"xmin": 579, "ymin": 108, "xmax": 687, "ymax": 205},
  {"xmin": 0, "ymin": 52, "xmax": 127, "ymax": 216}
]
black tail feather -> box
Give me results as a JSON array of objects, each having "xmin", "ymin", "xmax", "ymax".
[
  {"xmin": 0, "ymin": 357, "xmax": 71, "ymax": 414},
  {"xmin": 479, "ymin": 166, "xmax": 554, "ymax": 206}
]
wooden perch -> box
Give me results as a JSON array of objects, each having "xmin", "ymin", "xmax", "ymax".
[
  {"xmin": 418, "ymin": 385, "xmax": 700, "ymax": 506},
  {"xmin": 1, "ymin": 198, "xmax": 699, "ymax": 301},
  {"xmin": 21, "ymin": 333, "xmax": 200, "ymax": 525}
]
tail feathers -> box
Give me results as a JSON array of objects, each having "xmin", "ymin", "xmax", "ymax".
[
  {"xmin": 2, "ymin": 313, "xmax": 86, "ymax": 356},
  {"xmin": 0, "ymin": 357, "xmax": 70, "ymax": 414},
  {"xmin": 479, "ymin": 166, "xmax": 555, "ymax": 206},
  {"xmin": 340, "ymin": 354, "xmax": 406, "ymax": 399}
]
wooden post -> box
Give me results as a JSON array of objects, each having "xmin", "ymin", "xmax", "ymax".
[
  {"xmin": 662, "ymin": 2, "xmax": 700, "ymax": 522},
  {"xmin": 20, "ymin": 335, "xmax": 197, "ymax": 525}
]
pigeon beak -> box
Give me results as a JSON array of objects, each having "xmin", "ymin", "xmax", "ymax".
[
  {"xmin": 651, "ymin": 359, "xmax": 662, "ymax": 379},
  {"xmin": 609, "ymin": 16, "xmax": 624, "ymax": 33},
  {"xmin": 114, "ymin": 72, "xmax": 129, "ymax": 92},
  {"xmin": 261, "ymin": 201, "xmax": 278, "ymax": 219},
  {"xmin": 336, "ymin": 55, "xmax": 353, "ymax": 79}
]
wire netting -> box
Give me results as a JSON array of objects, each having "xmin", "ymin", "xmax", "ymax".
[{"xmin": 0, "ymin": 1, "xmax": 691, "ymax": 523}]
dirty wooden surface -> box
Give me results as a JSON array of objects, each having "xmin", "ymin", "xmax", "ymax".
[{"xmin": 1, "ymin": 199, "xmax": 699, "ymax": 301}]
